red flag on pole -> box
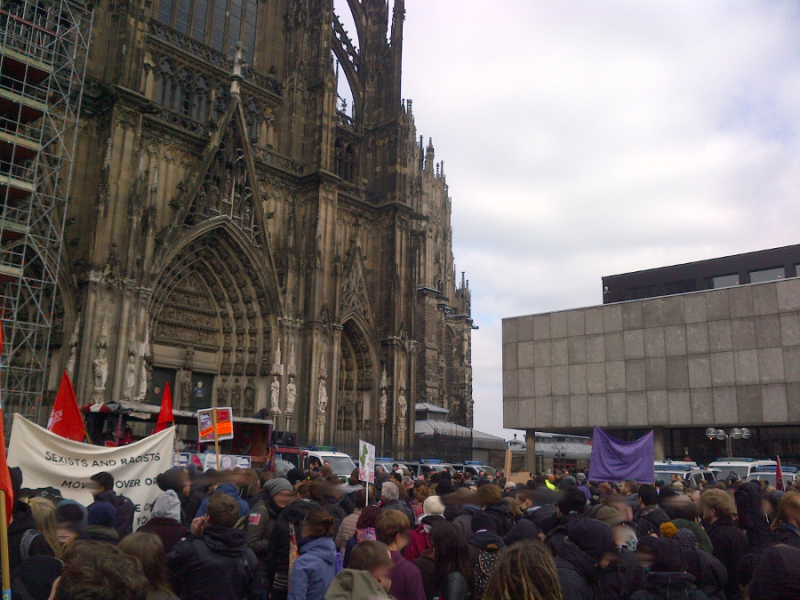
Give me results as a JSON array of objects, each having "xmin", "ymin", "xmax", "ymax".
[
  {"xmin": 47, "ymin": 372, "xmax": 86, "ymax": 442},
  {"xmin": 155, "ymin": 381, "xmax": 174, "ymax": 433},
  {"xmin": 776, "ymin": 455, "xmax": 785, "ymax": 492},
  {"xmin": 0, "ymin": 408, "xmax": 13, "ymax": 525}
]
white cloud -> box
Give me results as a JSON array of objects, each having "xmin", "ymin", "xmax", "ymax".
[{"xmin": 394, "ymin": 0, "xmax": 800, "ymax": 439}]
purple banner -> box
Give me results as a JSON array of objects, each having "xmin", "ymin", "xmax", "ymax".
[{"xmin": 588, "ymin": 427, "xmax": 654, "ymax": 484}]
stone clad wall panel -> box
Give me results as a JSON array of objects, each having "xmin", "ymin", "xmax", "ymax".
[{"xmin": 502, "ymin": 279, "xmax": 800, "ymax": 429}]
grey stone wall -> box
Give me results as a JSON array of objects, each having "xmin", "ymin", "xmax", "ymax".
[{"xmin": 503, "ymin": 279, "xmax": 800, "ymax": 430}]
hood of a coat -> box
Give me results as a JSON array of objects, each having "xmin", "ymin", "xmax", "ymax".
[
  {"xmin": 201, "ymin": 524, "xmax": 248, "ymax": 556},
  {"xmin": 555, "ymin": 540, "xmax": 602, "ymax": 582},
  {"xmin": 299, "ymin": 536, "xmax": 337, "ymax": 564},
  {"xmin": 283, "ymin": 499, "xmax": 321, "ymax": 524},
  {"xmin": 325, "ymin": 569, "xmax": 389, "ymax": 600},
  {"xmin": 469, "ymin": 530, "xmax": 505, "ymax": 552},
  {"xmin": 216, "ymin": 483, "xmax": 242, "ymax": 501}
]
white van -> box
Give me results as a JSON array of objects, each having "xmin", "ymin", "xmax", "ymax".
[{"xmin": 708, "ymin": 458, "xmax": 776, "ymax": 480}]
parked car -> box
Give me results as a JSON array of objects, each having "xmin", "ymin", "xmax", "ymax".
[
  {"xmin": 708, "ymin": 458, "xmax": 777, "ymax": 480},
  {"xmin": 745, "ymin": 465, "xmax": 799, "ymax": 488}
]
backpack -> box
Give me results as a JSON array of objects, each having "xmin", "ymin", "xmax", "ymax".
[
  {"xmin": 20, "ymin": 530, "xmax": 41, "ymax": 562},
  {"xmin": 474, "ymin": 549, "xmax": 501, "ymax": 599}
]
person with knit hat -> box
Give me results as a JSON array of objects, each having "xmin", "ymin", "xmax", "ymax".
[
  {"xmin": 79, "ymin": 501, "xmax": 120, "ymax": 545},
  {"xmin": 56, "ymin": 500, "xmax": 88, "ymax": 546},
  {"xmin": 556, "ymin": 519, "xmax": 617, "ymax": 600},
  {"xmin": 246, "ymin": 477, "xmax": 295, "ymax": 599},
  {"xmin": 403, "ymin": 496, "xmax": 446, "ymax": 562},
  {"xmin": 156, "ymin": 467, "xmax": 192, "ymax": 526},
  {"xmin": 139, "ymin": 490, "xmax": 190, "ymax": 552}
]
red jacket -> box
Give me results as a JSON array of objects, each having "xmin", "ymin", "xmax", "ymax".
[{"xmin": 404, "ymin": 525, "xmax": 430, "ymax": 562}]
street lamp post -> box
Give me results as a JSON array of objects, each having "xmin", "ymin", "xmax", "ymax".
[{"xmin": 705, "ymin": 427, "xmax": 751, "ymax": 458}]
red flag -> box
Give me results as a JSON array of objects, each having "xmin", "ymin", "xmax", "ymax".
[
  {"xmin": 47, "ymin": 372, "xmax": 86, "ymax": 442},
  {"xmin": 0, "ymin": 408, "xmax": 13, "ymax": 524},
  {"xmin": 776, "ymin": 455, "xmax": 785, "ymax": 492},
  {"xmin": 155, "ymin": 381, "xmax": 174, "ymax": 433}
]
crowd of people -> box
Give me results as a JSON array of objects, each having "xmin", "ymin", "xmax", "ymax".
[{"xmin": 6, "ymin": 461, "xmax": 800, "ymax": 600}]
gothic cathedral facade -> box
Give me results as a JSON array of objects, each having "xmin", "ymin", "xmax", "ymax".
[{"xmin": 50, "ymin": 0, "xmax": 472, "ymax": 457}]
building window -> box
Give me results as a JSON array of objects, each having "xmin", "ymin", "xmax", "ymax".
[
  {"xmin": 625, "ymin": 285, "xmax": 657, "ymax": 301},
  {"xmin": 664, "ymin": 279, "xmax": 696, "ymax": 296},
  {"xmin": 709, "ymin": 274, "xmax": 739, "ymax": 289},
  {"xmin": 156, "ymin": 0, "xmax": 258, "ymax": 63},
  {"xmin": 750, "ymin": 267, "xmax": 785, "ymax": 284}
]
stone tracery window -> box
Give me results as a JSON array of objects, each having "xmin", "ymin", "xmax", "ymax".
[
  {"xmin": 156, "ymin": 0, "xmax": 258, "ymax": 64},
  {"xmin": 193, "ymin": 75, "xmax": 209, "ymax": 122},
  {"xmin": 156, "ymin": 58, "xmax": 176, "ymax": 108}
]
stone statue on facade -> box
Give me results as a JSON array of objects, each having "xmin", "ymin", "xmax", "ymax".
[
  {"xmin": 270, "ymin": 377, "xmax": 281, "ymax": 415},
  {"xmin": 379, "ymin": 367, "xmax": 388, "ymax": 424},
  {"xmin": 398, "ymin": 386, "xmax": 408, "ymax": 429},
  {"xmin": 92, "ymin": 319, "xmax": 109, "ymax": 405},
  {"xmin": 122, "ymin": 343, "xmax": 136, "ymax": 400},
  {"xmin": 286, "ymin": 376, "xmax": 296, "ymax": 415},
  {"xmin": 65, "ymin": 319, "xmax": 79, "ymax": 380}
]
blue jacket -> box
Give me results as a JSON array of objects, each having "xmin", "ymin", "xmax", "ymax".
[
  {"xmin": 195, "ymin": 484, "xmax": 250, "ymax": 519},
  {"xmin": 287, "ymin": 537, "xmax": 337, "ymax": 600}
]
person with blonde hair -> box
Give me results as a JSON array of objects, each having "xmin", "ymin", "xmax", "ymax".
[
  {"xmin": 771, "ymin": 490, "xmax": 800, "ymax": 548},
  {"xmin": 483, "ymin": 541, "xmax": 561, "ymax": 600},
  {"xmin": 700, "ymin": 488, "xmax": 746, "ymax": 600},
  {"xmin": 26, "ymin": 496, "xmax": 61, "ymax": 557},
  {"xmin": 119, "ymin": 532, "xmax": 178, "ymax": 600}
]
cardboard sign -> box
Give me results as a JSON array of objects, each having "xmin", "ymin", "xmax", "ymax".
[
  {"xmin": 197, "ymin": 407, "xmax": 234, "ymax": 443},
  {"xmin": 358, "ymin": 439, "xmax": 376, "ymax": 484},
  {"xmin": 203, "ymin": 453, "xmax": 252, "ymax": 471}
]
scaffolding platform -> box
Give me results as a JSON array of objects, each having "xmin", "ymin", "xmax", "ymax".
[{"xmin": 0, "ymin": 0, "xmax": 92, "ymax": 427}]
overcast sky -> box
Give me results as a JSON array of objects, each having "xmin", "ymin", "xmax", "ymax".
[{"xmin": 338, "ymin": 1, "xmax": 800, "ymax": 440}]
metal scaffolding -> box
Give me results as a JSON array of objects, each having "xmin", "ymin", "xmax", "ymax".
[{"xmin": 0, "ymin": 0, "xmax": 91, "ymax": 425}]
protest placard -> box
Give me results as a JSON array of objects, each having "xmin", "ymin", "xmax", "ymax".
[
  {"xmin": 8, "ymin": 415, "xmax": 175, "ymax": 529},
  {"xmin": 197, "ymin": 407, "xmax": 234, "ymax": 443}
]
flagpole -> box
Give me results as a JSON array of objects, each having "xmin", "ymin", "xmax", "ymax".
[{"xmin": 0, "ymin": 490, "xmax": 10, "ymax": 599}]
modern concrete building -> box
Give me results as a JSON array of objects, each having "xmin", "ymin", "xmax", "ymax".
[{"xmin": 503, "ymin": 275, "xmax": 800, "ymax": 468}]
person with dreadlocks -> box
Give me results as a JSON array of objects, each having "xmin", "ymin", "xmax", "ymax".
[{"xmin": 482, "ymin": 541, "xmax": 562, "ymax": 600}]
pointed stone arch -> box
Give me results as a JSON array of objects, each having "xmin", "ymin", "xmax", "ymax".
[
  {"xmin": 150, "ymin": 221, "xmax": 279, "ymax": 415},
  {"xmin": 334, "ymin": 315, "xmax": 379, "ymax": 452},
  {"xmin": 153, "ymin": 98, "xmax": 283, "ymax": 316}
]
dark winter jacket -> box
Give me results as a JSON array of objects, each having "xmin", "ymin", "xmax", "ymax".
[
  {"xmin": 288, "ymin": 537, "xmax": 337, "ymax": 600},
  {"xmin": 196, "ymin": 484, "xmax": 250, "ymax": 519},
  {"xmin": 545, "ymin": 513, "xmax": 586, "ymax": 557},
  {"xmin": 167, "ymin": 524, "xmax": 261, "ymax": 600},
  {"xmin": 439, "ymin": 571, "xmax": 471, "ymax": 600},
  {"xmin": 629, "ymin": 572, "xmax": 710, "ymax": 600},
  {"xmin": 635, "ymin": 505, "xmax": 671, "ymax": 537},
  {"xmin": 8, "ymin": 502, "xmax": 54, "ymax": 571},
  {"xmin": 452, "ymin": 506, "xmax": 479, "ymax": 540},
  {"xmin": 245, "ymin": 496, "xmax": 281, "ymax": 586},
  {"xmin": 139, "ymin": 517, "xmax": 190, "ymax": 553},
  {"xmin": 94, "ymin": 489, "xmax": 135, "ymax": 538},
  {"xmin": 78, "ymin": 525, "xmax": 120, "ymax": 545},
  {"xmin": 389, "ymin": 550, "xmax": 426, "ymax": 600},
  {"xmin": 684, "ymin": 548, "xmax": 727, "ymax": 600},
  {"xmin": 413, "ymin": 553, "xmax": 437, "ymax": 600},
  {"xmin": 598, "ymin": 553, "xmax": 646, "ymax": 600},
  {"xmin": 503, "ymin": 517, "xmax": 541, "ymax": 546},
  {"xmin": 264, "ymin": 499, "xmax": 322, "ymax": 585},
  {"xmin": 482, "ymin": 501, "xmax": 514, "ymax": 538},
  {"xmin": 185, "ymin": 488, "xmax": 208, "ymax": 524},
  {"xmin": 556, "ymin": 541, "xmax": 603, "ymax": 600},
  {"xmin": 706, "ymin": 517, "xmax": 747, "ymax": 600},
  {"xmin": 772, "ymin": 522, "xmax": 800, "ymax": 549},
  {"xmin": 382, "ymin": 499, "xmax": 415, "ymax": 525}
]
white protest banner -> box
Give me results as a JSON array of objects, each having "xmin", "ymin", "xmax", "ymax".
[
  {"xmin": 358, "ymin": 440, "xmax": 375, "ymax": 484},
  {"xmin": 8, "ymin": 414, "xmax": 175, "ymax": 530}
]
